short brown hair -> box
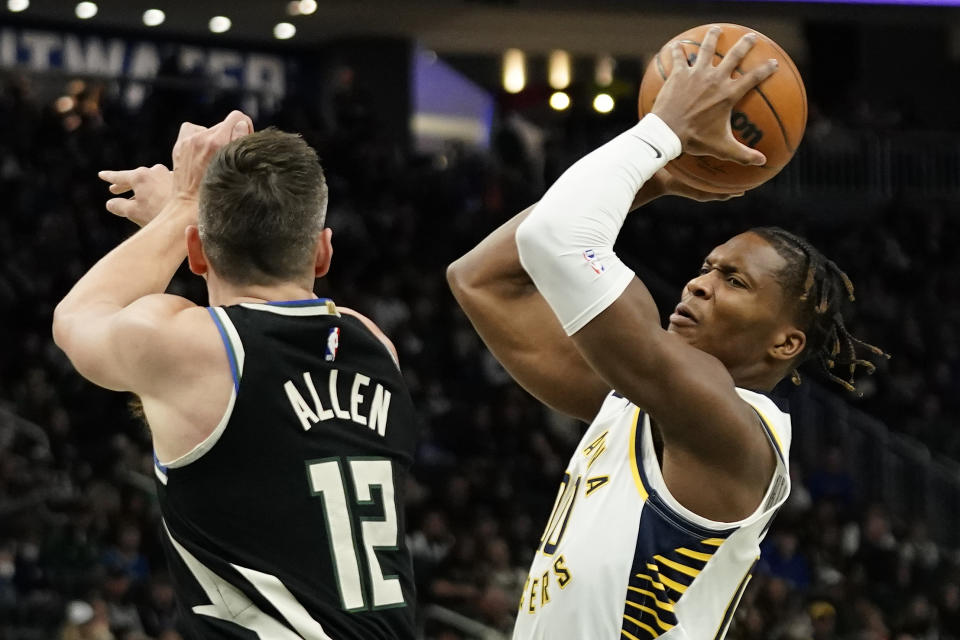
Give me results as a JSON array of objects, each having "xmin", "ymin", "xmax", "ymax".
[{"xmin": 198, "ymin": 128, "xmax": 328, "ymax": 285}]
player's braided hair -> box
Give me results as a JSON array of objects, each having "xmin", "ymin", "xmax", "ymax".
[{"xmin": 751, "ymin": 226, "xmax": 889, "ymax": 393}]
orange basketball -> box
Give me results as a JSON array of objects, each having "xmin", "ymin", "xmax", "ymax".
[{"xmin": 638, "ymin": 23, "xmax": 807, "ymax": 194}]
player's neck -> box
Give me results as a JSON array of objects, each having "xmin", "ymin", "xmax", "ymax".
[
  {"xmin": 206, "ymin": 276, "xmax": 319, "ymax": 307},
  {"xmin": 728, "ymin": 362, "xmax": 780, "ymax": 394}
]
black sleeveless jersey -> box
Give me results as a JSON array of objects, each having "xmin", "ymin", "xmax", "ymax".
[{"xmin": 153, "ymin": 299, "xmax": 418, "ymax": 640}]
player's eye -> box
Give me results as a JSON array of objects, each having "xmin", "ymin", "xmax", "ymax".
[
  {"xmin": 728, "ymin": 276, "xmax": 746, "ymax": 288},
  {"xmin": 698, "ymin": 265, "xmax": 711, "ymax": 275}
]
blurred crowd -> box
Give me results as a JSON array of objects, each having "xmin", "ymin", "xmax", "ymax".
[{"xmin": 0, "ymin": 58, "xmax": 958, "ymax": 640}]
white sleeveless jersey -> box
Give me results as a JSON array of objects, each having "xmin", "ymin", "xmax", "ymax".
[{"xmin": 513, "ymin": 388, "xmax": 791, "ymax": 640}]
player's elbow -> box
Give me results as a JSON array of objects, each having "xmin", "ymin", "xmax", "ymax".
[
  {"xmin": 51, "ymin": 304, "xmax": 89, "ymax": 375},
  {"xmin": 446, "ymin": 258, "xmax": 470, "ymax": 295},
  {"xmin": 514, "ymin": 214, "xmax": 553, "ymax": 275},
  {"xmin": 51, "ymin": 302, "xmax": 77, "ymax": 355}
]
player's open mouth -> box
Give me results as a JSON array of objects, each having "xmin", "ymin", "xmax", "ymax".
[{"xmin": 669, "ymin": 303, "xmax": 698, "ymax": 327}]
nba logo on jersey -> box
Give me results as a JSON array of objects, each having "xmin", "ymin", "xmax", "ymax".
[
  {"xmin": 325, "ymin": 327, "xmax": 340, "ymax": 362},
  {"xmin": 582, "ymin": 249, "xmax": 605, "ymax": 274}
]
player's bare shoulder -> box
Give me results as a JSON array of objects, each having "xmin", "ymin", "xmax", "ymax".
[
  {"xmin": 120, "ymin": 295, "xmax": 229, "ymax": 391},
  {"xmin": 338, "ymin": 306, "xmax": 399, "ymax": 365}
]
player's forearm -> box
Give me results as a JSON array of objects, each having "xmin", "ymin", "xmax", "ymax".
[
  {"xmin": 515, "ymin": 114, "xmax": 681, "ymax": 336},
  {"xmin": 447, "ymin": 204, "xmax": 537, "ymax": 298},
  {"xmin": 54, "ymin": 200, "xmax": 194, "ymax": 324}
]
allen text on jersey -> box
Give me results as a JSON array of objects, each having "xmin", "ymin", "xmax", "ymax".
[{"xmin": 283, "ymin": 369, "xmax": 392, "ymax": 436}]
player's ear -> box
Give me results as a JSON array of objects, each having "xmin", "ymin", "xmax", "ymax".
[
  {"xmin": 314, "ymin": 228, "xmax": 333, "ymax": 278},
  {"xmin": 186, "ymin": 226, "xmax": 209, "ymax": 277},
  {"xmin": 770, "ymin": 326, "xmax": 805, "ymax": 362}
]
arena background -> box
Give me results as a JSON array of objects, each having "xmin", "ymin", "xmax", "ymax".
[{"xmin": 2, "ymin": 1, "xmax": 960, "ymax": 638}]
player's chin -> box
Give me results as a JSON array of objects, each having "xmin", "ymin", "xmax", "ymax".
[{"xmin": 665, "ymin": 322, "xmax": 697, "ymax": 339}]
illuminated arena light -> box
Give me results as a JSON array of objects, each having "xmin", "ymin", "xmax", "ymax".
[
  {"xmin": 502, "ymin": 49, "xmax": 526, "ymax": 94},
  {"xmin": 274, "ymin": 22, "xmax": 296, "ymax": 40},
  {"xmin": 209, "ymin": 15, "xmax": 232, "ymax": 33},
  {"xmin": 549, "ymin": 50, "xmax": 571, "ymax": 90},
  {"xmin": 593, "ymin": 93, "xmax": 614, "ymax": 114},
  {"xmin": 549, "ymin": 91, "xmax": 571, "ymax": 111},
  {"xmin": 143, "ymin": 9, "xmax": 165, "ymax": 27},
  {"xmin": 75, "ymin": 1, "xmax": 97, "ymax": 19}
]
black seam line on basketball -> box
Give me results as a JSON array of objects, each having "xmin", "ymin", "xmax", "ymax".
[
  {"xmin": 672, "ymin": 154, "xmax": 786, "ymax": 190},
  {"xmin": 675, "ymin": 39, "xmax": 794, "ymax": 154},
  {"xmin": 668, "ymin": 160, "xmax": 756, "ymax": 194}
]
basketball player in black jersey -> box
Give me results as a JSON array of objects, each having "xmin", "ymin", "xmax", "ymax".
[{"xmin": 53, "ymin": 111, "xmax": 418, "ymax": 639}]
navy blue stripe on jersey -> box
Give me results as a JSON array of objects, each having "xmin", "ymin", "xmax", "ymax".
[
  {"xmin": 266, "ymin": 298, "xmax": 333, "ymax": 307},
  {"xmin": 712, "ymin": 558, "xmax": 758, "ymax": 640},
  {"xmin": 620, "ymin": 501, "xmax": 735, "ymax": 639},
  {"xmin": 752, "ymin": 407, "xmax": 785, "ymax": 465},
  {"xmin": 631, "ymin": 409, "xmax": 742, "ymax": 538},
  {"xmin": 206, "ymin": 308, "xmax": 240, "ymax": 392},
  {"xmin": 630, "ymin": 411, "xmax": 654, "ymax": 503},
  {"xmin": 631, "ymin": 410, "xmax": 730, "ymax": 535}
]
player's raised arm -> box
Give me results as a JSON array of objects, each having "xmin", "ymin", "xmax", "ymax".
[
  {"xmin": 515, "ymin": 28, "xmax": 782, "ymax": 518},
  {"xmin": 447, "ymin": 172, "xmax": 736, "ymax": 423},
  {"xmin": 448, "ymin": 205, "xmax": 611, "ymax": 422},
  {"xmin": 52, "ymin": 112, "xmax": 253, "ymax": 393}
]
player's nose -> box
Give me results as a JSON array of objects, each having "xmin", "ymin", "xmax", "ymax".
[{"xmin": 686, "ymin": 273, "xmax": 713, "ymax": 299}]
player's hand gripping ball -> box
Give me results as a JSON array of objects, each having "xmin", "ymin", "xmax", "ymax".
[{"xmin": 639, "ymin": 23, "xmax": 807, "ymax": 194}]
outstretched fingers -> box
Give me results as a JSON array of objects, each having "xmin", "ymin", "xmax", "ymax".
[
  {"xmin": 717, "ymin": 32, "xmax": 758, "ymax": 76},
  {"xmin": 668, "ymin": 41, "xmax": 689, "ymax": 74},
  {"xmin": 695, "ymin": 26, "xmax": 722, "ymax": 69},
  {"xmin": 105, "ymin": 196, "xmax": 137, "ymax": 218},
  {"xmin": 732, "ymin": 58, "xmax": 779, "ymax": 101}
]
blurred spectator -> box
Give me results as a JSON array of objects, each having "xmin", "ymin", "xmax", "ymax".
[
  {"xmin": 809, "ymin": 600, "xmax": 838, "ymax": 640},
  {"xmin": 101, "ymin": 567, "xmax": 144, "ymax": 637},
  {"xmin": 60, "ymin": 599, "xmax": 113, "ymax": 640},
  {"xmin": 137, "ymin": 575, "xmax": 177, "ymax": 639},
  {"xmin": 807, "ymin": 447, "xmax": 856, "ymax": 507},
  {"xmin": 760, "ymin": 531, "xmax": 812, "ymax": 590},
  {"xmin": 101, "ymin": 522, "xmax": 149, "ymax": 585}
]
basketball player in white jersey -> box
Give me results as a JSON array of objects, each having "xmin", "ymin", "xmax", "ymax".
[{"xmin": 448, "ymin": 28, "xmax": 883, "ymax": 640}]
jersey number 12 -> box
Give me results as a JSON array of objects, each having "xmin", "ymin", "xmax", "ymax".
[{"xmin": 306, "ymin": 457, "xmax": 405, "ymax": 610}]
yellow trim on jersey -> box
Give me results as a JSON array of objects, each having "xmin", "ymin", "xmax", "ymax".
[
  {"xmin": 627, "ymin": 587, "xmax": 675, "ymax": 612},
  {"xmin": 637, "ymin": 570, "xmax": 686, "ymax": 597},
  {"xmin": 676, "ymin": 547, "xmax": 714, "ymax": 562},
  {"xmin": 751, "ymin": 404, "xmax": 785, "ymax": 460},
  {"xmin": 625, "ymin": 601, "xmax": 675, "ymax": 631},
  {"xmin": 628, "ymin": 408, "xmax": 649, "ymax": 501},
  {"xmin": 653, "ymin": 554, "xmax": 701, "ymax": 578},
  {"xmin": 635, "ymin": 573, "xmax": 667, "ymax": 592},
  {"xmin": 655, "ymin": 572, "xmax": 688, "ymax": 594},
  {"xmin": 701, "ymin": 538, "xmax": 725, "ymax": 547},
  {"xmin": 623, "ymin": 614, "xmax": 660, "ymax": 639}
]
